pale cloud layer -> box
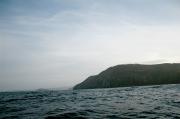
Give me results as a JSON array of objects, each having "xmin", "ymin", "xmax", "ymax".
[{"xmin": 0, "ymin": 0, "xmax": 180, "ymax": 91}]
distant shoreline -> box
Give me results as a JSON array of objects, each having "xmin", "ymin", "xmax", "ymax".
[{"xmin": 74, "ymin": 63, "xmax": 180, "ymax": 89}]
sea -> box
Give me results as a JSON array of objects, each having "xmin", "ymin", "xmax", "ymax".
[{"xmin": 0, "ymin": 84, "xmax": 180, "ymax": 119}]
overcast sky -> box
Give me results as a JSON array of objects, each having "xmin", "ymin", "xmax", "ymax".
[{"xmin": 0, "ymin": 0, "xmax": 180, "ymax": 91}]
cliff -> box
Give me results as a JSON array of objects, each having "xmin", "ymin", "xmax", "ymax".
[{"xmin": 74, "ymin": 63, "xmax": 180, "ymax": 89}]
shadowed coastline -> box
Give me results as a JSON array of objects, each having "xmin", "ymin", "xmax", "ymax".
[{"xmin": 74, "ymin": 63, "xmax": 180, "ymax": 89}]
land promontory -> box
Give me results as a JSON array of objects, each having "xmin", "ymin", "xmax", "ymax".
[{"xmin": 74, "ymin": 63, "xmax": 180, "ymax": 89}]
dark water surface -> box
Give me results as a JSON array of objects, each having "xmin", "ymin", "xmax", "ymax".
[{"xmin": 0, "ymin": 84, "xmax": 180, "ymax": 119}]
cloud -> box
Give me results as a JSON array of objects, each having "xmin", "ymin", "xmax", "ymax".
[{"xmin": 0, "ymin": 0, "xmax": 180, "ymax": 91}]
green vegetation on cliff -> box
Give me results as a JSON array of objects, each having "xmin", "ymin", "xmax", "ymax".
[{"xmin": 74, "ymin": 63, "xmax": 180, "ymax": 89}]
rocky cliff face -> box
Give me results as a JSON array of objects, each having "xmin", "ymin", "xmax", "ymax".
[{"xmin": 73, "ymin": 63, "xmax": 180, "ymax": 89}]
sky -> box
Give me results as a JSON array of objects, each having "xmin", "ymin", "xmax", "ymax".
[{"xmin": 0, "ymin": 0, "xmax": 180, "ymax": 91}]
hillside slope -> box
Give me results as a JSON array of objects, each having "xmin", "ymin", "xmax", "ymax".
[{"xmin": 73, "ymin": 63, "xmax": 180, "ymax": 89}]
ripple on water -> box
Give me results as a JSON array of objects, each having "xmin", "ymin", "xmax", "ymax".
[
  {"xmin": 0, "ymin": 84, "xmax": 180, "ymax": 119},
  {"xmin": 45, "ymin": 110, "xmax": 91, "ymax": 119}
]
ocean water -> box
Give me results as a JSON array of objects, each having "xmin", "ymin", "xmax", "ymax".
[{"xmin": 0, "ymin": 84, "xmax": 180, "ymax": 119}]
